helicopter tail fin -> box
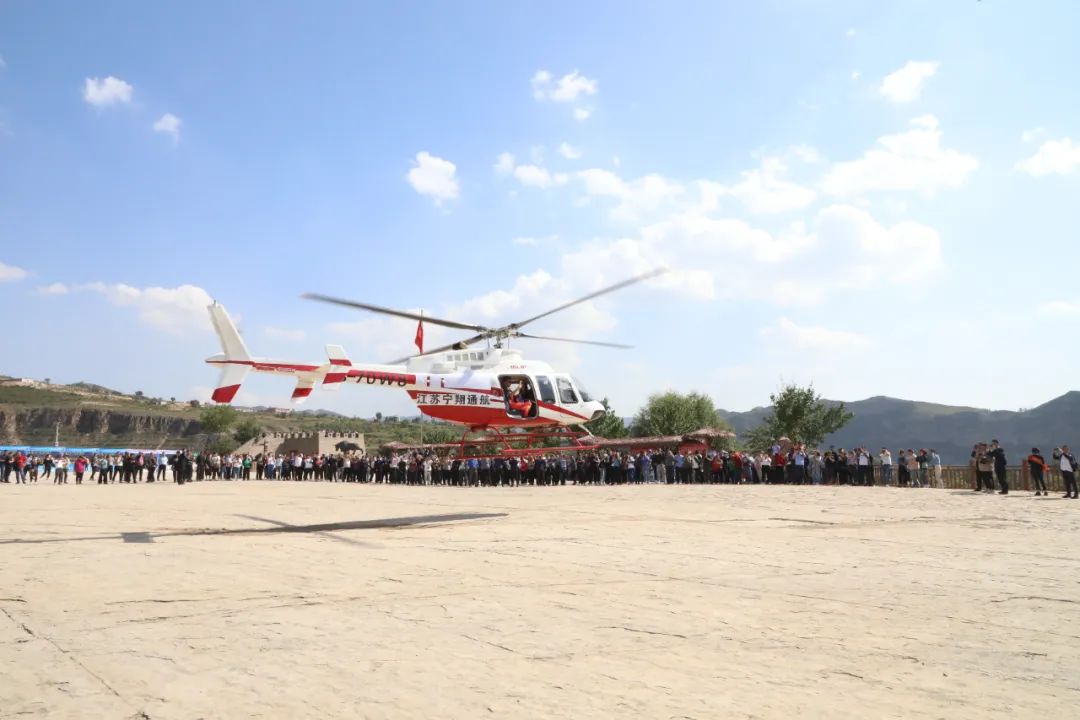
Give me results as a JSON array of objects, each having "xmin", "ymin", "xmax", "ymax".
[{"xmin": 206, "ymin": 302, "xmax": 252, "ymax": 404}]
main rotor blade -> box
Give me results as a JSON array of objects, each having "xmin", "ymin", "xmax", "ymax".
[
  {"xmin": 385, "ymin": 333, "xmax": 489, "ymax": 365},
  {"xmin": 302, "ymin": 293, "xmax": 486, "ymax": 332},
  {"xmin": 511, "ymin": 268, "xmax": 667, "ymax": 330},
  {"xmin": 512, "ymin": 332, "xmax": 634, "ymax": 349}
]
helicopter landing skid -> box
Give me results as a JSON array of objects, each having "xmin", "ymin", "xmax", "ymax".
[{"xmin": 455, "ymin": 425, "xmax": 599, "ymax": 459}]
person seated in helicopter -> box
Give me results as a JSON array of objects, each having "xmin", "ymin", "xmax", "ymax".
[{"xmin": 503, "ymin": 379, "xmax": 535, "ymax": 418}]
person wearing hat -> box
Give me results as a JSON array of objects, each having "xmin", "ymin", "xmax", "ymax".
[{"xmin": 1027, "ymin": 448, "xmax": 1049, "ymax": 496}]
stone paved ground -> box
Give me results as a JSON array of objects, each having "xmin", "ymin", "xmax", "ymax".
[{"xmin": 1, "ymin": 482, "xmax": 1077, "ymax": 719}]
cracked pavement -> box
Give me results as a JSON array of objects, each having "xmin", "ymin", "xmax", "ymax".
[{"xmin": 0, "ymin": 483, "xmax": 1077, "ymax": 718}]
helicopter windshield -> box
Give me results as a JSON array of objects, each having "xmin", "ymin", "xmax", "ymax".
[{"xmin": 571, "ymin": 376, "xmax": 593, "ymax": 403}]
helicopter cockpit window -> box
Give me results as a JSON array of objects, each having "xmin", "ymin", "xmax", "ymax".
[
  {"xmin": 535, "ymin": 376, "xmax": 556, "ymax": 404},
  {"xmin": 555, "ymin": 376, "xmax": 578, "ymax": 404},
  {"xmin": 571, "ymin": 376, "xmax": 593, "ymax": 403}
]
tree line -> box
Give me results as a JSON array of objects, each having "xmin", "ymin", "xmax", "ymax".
[{"xmin": 585, "ymin": 383, "xmax": 853, "ymax": 450}]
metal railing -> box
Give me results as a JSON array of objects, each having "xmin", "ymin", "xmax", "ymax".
[{"xmin": 870, "ymin": 465, "xmax": 1067, "ymax": 491}]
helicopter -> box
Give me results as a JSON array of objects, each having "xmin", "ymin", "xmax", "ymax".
[{"xmin": 205, "ymin": 269, "xmax": 663, "ymax": 455}]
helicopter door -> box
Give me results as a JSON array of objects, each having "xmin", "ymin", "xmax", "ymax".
[
  {"xmin": 498, "ymin": 374, "xmax": 538, "ymax": 419},
  {"xmin": 534, "ymin": 375, "xmax": 557, "ymax": 405}
]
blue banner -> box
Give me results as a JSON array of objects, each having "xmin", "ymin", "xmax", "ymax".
[{"xmin": 0, "ymin": 445, "xmax": 179, "ymax": 455}]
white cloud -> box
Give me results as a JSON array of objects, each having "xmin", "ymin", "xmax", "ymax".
[
  {"xmin": 760, "ymin": 317, "xmax": 871, "ymax": 350},
  {"xmin": 512, "ymin": 234, "xmax": 558, "ymax": 247},
  {"xmin": 0, "ymin": 261, "xmax": 28, "ymax": 282},
  {"xmin": 1039, "ymin": 300, "xmax": 1080, "ymax": 316},
  {"xmin": 82, "ymin": 282, "xmax": 214, "ymax": 334},
  {"xmin": 846, "ymin": 28, "xmax": 857, "ymax": 38},
  {"xmin": 494, "ymin": 152, "xmax": 516, "ymax": 174},
  {"xmin": 820, "ymin": 115, "xmax": 978, "ymax": 196},
  {"xmin": 878, "ymin": 61, "xmax": 939, "ymax": 103},
  {"xmin": 532, "ymin": 69, "xmax": 598, "ymax": 103},
  {"xmin": 1016, "ymin": 138, "xmax": 1080, "ymax": 177},
  {"xmin": 513, "ymin": 164, "xmax": 568, "ymax": 188},
  {"xmin": 816, "ymin": 204, "xmax": 937, "ymax": 268},
  {"xmin": 152, "ymin": 113, "xmax": 181, "ymax": 143},
  {"xmin": 558, "ymin": 142, "xmax": 583, "ymax": 160},
  {"xmin": 578, "ymin": 168, "xmax": 683, "ymax": 221},
  {"xmin": 83, "ymin": 76, "xmax": 134, "ymax": 107},
  {"xmin": 788, "ymin": 144, "xmax": 821, "ymax": 164},
  {"xmin": 406, "ymin": 151, "xmax": 459, "ymax": 205},
  {"xmin": 642, "ymin": 213, "xmax": 816, "ymax": 267},
  {"xmin": 37, "ymin": 282, "xmax": 69, "ymax": 295},
  {"xmin": 264, "ymin": 326, "xmax": 306, "ymax": 342},
  {"xmin": 1021, "ymin": 127, "xmax": 1046, "ymax": 144},
  {"xmin": 573, "ymin": 107, "xmax": 592, "ymax": 122},
  {"xmin": 705, "ymin": 156, "xmax": 817, "ymax": 214},
  {"xmin": 851, "ymin": 70, "xmax": 861, "ymax": 81}
]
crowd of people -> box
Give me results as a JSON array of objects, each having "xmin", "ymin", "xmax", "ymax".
[{"xmin": 2, "ymin": 440, "xmax": 1076, "ymax": 496}]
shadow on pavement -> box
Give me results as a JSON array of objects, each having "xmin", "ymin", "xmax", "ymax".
[{"xmin": 0, "ymin": 512, "xmax": 508, "ymax": 545}]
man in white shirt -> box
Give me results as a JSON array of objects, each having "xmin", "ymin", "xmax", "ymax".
[
  {"xmin": 857, "ymin": 448, "xmax": 871, "ymax": 486},
  {"xmin": 1056, "ymin": 445, "xmax": 1078, "ymax": 499},
  {"xmin": 878, "ymin": 448, "xmax": 893, "ymax": 486},
  {"xmin": 792, "ymin": 446, "xmax": 807, "ymax": 484}
]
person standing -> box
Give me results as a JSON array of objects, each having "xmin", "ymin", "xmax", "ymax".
[
  {"xmin": 879, "ymin": 448, "xmax": 893, "ymax": 486},
  {"xmin": 975, "ymin": 444, "xmax": 995, "ymax": 492},
  {"xmin": 987, "ymin": 440, "xmax": 1008, "ymax": 495},
  {"xmin": 931, "ymin": 449, "xmax": 943, "ymax": 489},
  {"xmin": 916, "ymin": 449, "xmax": 930, "ymax": 488},
  {"xmin": 791, "ymin": 445, "xmax": 807, "ymax": 485},
  {"xmin": 1053, "ymin": 446, "xmax": 1078, "ymax": 499},
  {"xmin": 906, "ymin": 449, "xmax": 921, "ymax": 488},
  {"xmin": 1027, "ymin": 448, "xmax": 1049, "ymax": 496}
]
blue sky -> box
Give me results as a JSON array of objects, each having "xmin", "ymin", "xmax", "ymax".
[{"xmin": 2, "ymin": 1, "xmax": 1079, "ymax": 418}]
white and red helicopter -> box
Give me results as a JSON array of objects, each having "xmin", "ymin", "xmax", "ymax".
[{"xmin": 205, "ymin": 270, "xmax": 662, "ymax": 455}]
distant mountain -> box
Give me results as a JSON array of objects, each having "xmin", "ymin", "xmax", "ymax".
[{"xmin": 719, "ymin": 393, "xmax": 1080, "ymax": 464}]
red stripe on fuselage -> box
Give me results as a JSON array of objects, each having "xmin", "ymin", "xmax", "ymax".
[
  {"xmin": 418, "ymin": 405, "xmax": 556, "ymax": 427},
  {"xmin": 323, "ymin": 373, "xmax": 348, "ymax": 384}
]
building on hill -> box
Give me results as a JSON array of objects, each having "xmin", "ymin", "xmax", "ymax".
[{"xmin": 234, "ymin": 430, "xmax": 366, "ymax": 457}]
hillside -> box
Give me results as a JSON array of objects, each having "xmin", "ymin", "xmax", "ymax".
[
  {"xmin": 0, "ymin": 380, "xmax": 449, "ymax": 449},
  {"xmin": 3, "ymin": 379, "xmax": 1078, "ymax": 463},
  {"xmin": 720, "ymin": 393, "xmax": 1080, "ymax": 464}
]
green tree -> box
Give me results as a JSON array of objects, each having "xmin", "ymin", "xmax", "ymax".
[
  {"xmin": 206, "ymin": 436, "xmax": 238, "ymax": 455},
  {"xmin": 743, "ymin": 383, "xmax": 854, "ymax": 450},
  {"xmin": 233, "ymin": 418, "xmax": 262, "ymax": 445},
  {"xmin": 200, "ymin": 405, "xmax": 238, "ymax": 433},
  {"xmin": 630, "ymin": 391, "xmax": 730, "ymax": 437},
  {"xmin": 585, "ymin": 397, "xmax": 629, "ymax": 438},
  {"xmin": 422, "ymin": 423, "xmax": 460, "ymax": 444}
]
